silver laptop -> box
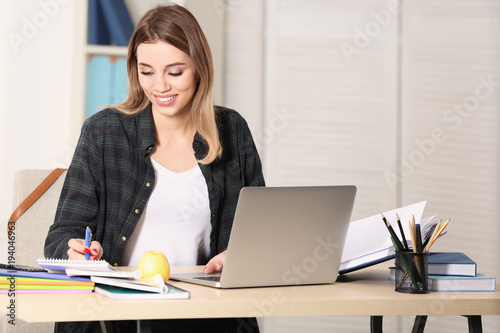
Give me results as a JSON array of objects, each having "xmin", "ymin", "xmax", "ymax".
[{"xmin": 169, "ymin": 186, "xmax": 356, "ymax": 288}]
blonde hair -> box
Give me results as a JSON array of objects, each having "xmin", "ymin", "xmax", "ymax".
[{"xmin": 114, "ymin": 4, "xmax": 221, "ymax": 164}]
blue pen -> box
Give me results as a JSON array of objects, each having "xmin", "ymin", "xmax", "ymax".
[{"xmin": 85, "ymin": 226, "xmax": 91, "ymax": 261}]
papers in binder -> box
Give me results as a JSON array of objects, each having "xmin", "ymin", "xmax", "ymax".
[
  {"xmin": 340, "ymin": 201, "xmax": 440, "ymax": 274},
  {"xmin": 91, "ymin": 274, "xmax": 168, "ymax": 294}
]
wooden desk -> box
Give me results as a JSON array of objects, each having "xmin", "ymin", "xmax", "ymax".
[{"xmin": 1, "ymin": 264, "xmax": 499, "ymax": 332}]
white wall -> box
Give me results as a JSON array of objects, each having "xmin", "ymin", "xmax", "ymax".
[
  {"xmin": 223, "ymin": 0, "xmax": 265, "ymax": 138},
  {"xmin": 0, "ymin": 0, "xmax": 83, "ymax": 262},
  {"xmin": 184, "ymin": 0, "xmax": 226, "ymax": 105},
  {"xmin": 0, "ymin": 1, "xmax": 8, "ymax": 175}
]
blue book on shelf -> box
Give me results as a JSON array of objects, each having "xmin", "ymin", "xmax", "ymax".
[
  {"xmin": 110, "ymin": 57, "xmax": 128, "ymax": 105},
  {"xmin": 86, "ymin": 55, "xmax": 128, "ymax": 118},
  {"xmin": 98, "ymin": 0, "xmax": 134, "ymax": 46},
  {"xmin": 88, "ymin": 0, "xmax": 110, "ymax": 45},
  {"xmin": 428, "ymin": 252, "xmax": 477, "ymax": 277},
  {"xmin": 86, "ymin": 55, "xmax": 112, "ymax": 118}
]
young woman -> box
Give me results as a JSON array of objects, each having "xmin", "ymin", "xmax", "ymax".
[{"xmin": 44, "ymin": 4, "xmax": 264, "ymax": 332}]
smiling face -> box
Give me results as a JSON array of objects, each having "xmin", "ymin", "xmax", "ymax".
[{"xmin": 136, "ymin": 40, "xmax": 198, "ymax": 119}]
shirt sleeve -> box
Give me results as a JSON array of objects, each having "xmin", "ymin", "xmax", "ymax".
[
  {"xmin": 241, "ymin": 117, "xmax": 266, "ymax": 188},
  {"xmin": 44, "ymin": 119, "xmax": 101, "ymax": 259}
]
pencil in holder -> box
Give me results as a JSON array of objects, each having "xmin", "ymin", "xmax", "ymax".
[{"xmin": 394, "ymin": 251, "xmax": 429, "ymax": 294}]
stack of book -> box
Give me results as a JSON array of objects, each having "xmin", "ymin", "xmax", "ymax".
[
  {"xmin": 0, "ymin": 265, "xmax": 94, "ymax": 294},
  {"xmin": 91, "ymin": 275, "xmax": 190, "ymax": 300},
  {"xmin": 36, "ymin": 258, "xmax": 190, "ymax": 300},
  {"xmin": 390, "ymin": 252, "xmax": 496, "ymax": 292}
]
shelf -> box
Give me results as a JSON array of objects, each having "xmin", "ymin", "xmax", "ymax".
[{"xmin": 85, "ymin": 45, "xmax": 128, "ymax": 57}]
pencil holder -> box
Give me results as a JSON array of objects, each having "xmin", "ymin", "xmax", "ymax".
[{"xmin": 394, "ymin": 251, "xmax": 429, "ymax": 294}]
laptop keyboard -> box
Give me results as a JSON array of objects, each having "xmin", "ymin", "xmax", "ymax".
[{"xmin": 194, "ymin": 275, "xmax": 221, "ymax": 282}]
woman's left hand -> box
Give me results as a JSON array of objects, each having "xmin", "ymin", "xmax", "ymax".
[{"xmin": 203, "ymin": 250, "xmax": 226, "ymax": 274}]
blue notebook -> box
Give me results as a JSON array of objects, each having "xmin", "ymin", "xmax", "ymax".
[
  {"xmin": 0, "ymin": 268, "xmax": 91, "ymax": 282},
  {"xmin": 389, "ymin": 267, "xmax": 495, "ymax": 291},
  {"xmin": 428, "ymin": 252, "xmax": 477, "ymax": 276},
  {"xmin": 428, "ymin": 274, "xmax": 495, "ymax": 292}
]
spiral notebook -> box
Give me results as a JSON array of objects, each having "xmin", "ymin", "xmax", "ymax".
[
  {"xmin": 37, "ymin": 258, "xmax": 141, "ymax": 279},
  {"xmin": 37, "ymin": 258, "xmax": 112, "ymax": 272}
]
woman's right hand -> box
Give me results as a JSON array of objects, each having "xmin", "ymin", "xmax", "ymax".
[{"xmin": 67, "ymin": 238, "xmax": 103, "ymax": 260}]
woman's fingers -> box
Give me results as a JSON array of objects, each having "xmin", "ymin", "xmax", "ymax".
[{"xmin": 67, "ymin": 238, "xmax": 103, "ymax": 260}]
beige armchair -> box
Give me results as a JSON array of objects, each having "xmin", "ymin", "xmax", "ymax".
[{"xmin": 2, "ymin": 169, "xmax": 66, "ymax": 333}]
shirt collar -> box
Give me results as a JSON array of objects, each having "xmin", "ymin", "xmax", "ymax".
[
  {"xmin": 193, "ymin": 131, "xmax": 208, "ymax": 160},
  {"xmin": 137, "ymin": 103, "xmax": 208, "ymax": 160},
  {"xmin": 137, "ymin": 104, "xmax": 157, "ymax": 152}
]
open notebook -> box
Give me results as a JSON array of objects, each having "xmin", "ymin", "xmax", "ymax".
[{"xmin": 37, "ymin": 258, "xmax": 141, "ymax": 279}]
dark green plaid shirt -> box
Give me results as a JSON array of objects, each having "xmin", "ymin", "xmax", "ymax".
[{"xmin": 44, "ymin": 105, "xmax": 265, "ymax": 266}]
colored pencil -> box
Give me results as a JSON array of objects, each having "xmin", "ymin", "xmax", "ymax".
[
  {"xmin": 396, "ymin": 213, "xmax": 409, "ymax": 251},
  {"xmin": 425, "ymin": 219, "xmax": 449, "ymax": 252},
  {"xmin": 380, "ymin": 213, "xmax": 405, "ymax": 252}
]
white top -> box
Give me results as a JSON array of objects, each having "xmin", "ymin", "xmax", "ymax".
[{"xmin": 122, "ymin": 157, "xmax": 211, "ymax": 267}]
